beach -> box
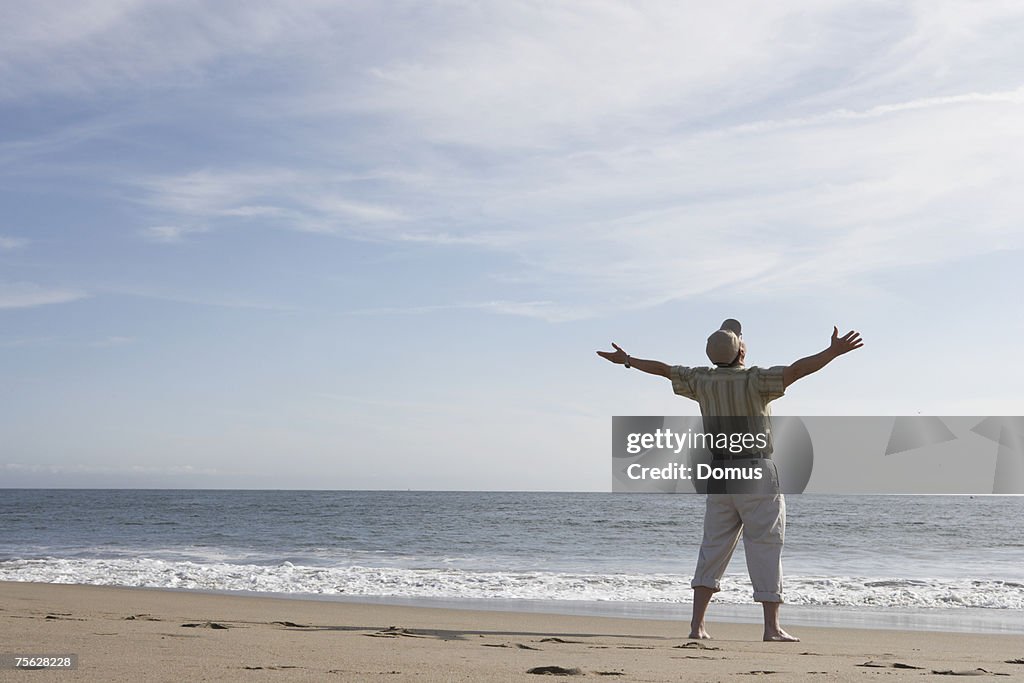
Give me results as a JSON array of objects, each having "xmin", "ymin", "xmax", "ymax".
[
  {"xmin": 3, "ymin": 491, "xmax": 1022, "ymax": 679},
  {"xmin": 3, "ymin": 581, "xmax": 1021, "ymax": 682}
]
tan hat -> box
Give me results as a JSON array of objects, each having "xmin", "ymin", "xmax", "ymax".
[
  {"xmin": 720, "ymin": 318, "xmax": 742, "ymax": 336},
  {"xmin": 706, "ymin": 319, "xmax": 743, "ymax": 366}
]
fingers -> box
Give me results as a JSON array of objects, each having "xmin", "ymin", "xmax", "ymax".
[
  {"xmin": 835, "ymin": 327, "xmax": 863, "ymax": 343},
  {"xmin": 838, "ymin": 329, "xmax": 864, "ymax": 351},
  {"xmin": 598, "ymin": 343, "xmax": 628, "ymax": 363}
]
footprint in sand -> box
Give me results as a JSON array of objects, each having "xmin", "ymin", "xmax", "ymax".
[
  {"xmin": 365, "ymin": 626, "xmax": 425, "ymax": 638},
  {"xmin": 242, "ymin": 665, "xmax": 300, "ymax": 671},
  {"xmin": 857, "ymin": 661, "xmax": 924, "ymax": 669},
  {"xmin": 181, "ymin": 621, "xmax": 230, "ymax": 629},
  {"xmin": 675, "ymin": 641, "xmax": 721, "ymax": 651},
  {"xmin": 481, "ymin": 643, "xmax": 541, "ymax": 650},
  {"xmin": 526, "ymin": 665, "xmax": 583, "ymax": 676}
]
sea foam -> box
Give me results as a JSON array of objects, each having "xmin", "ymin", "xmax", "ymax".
[{"xmin": 1, "ymin": 557, "xmax": 1021, "ymax": 610}]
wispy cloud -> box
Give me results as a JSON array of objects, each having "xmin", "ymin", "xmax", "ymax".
[
  {"xmin": 139, "ymin": 225, "xmax": 207, "ymax": 243},
  {"xmin": 721, "ymin": 87, "xmax": 1024, "ymax": 136},
  {"xmin": 0, "ymin": 1, "xmax": 342, "ymax": 102},
  {"xmin": 107, "ymin": 285, "xmax": 300, "ymax": 312},
  {"xmin": 0, "ymin": 335, "xmax": 58, "ymax": 348},
  {"xmin": 0, "ymin": 235, "xmax": 28, "ymax": 249},
  {"xmin": 0, "ymin": 335, "xmax": 133, "ymax": 348},
  {"xmin": 3, "ymin": 2, "xmax": 1024, "ymax": 319},
  {"xmin": 0, "ymin": 282, "xmax": 86, "ymax": 309},
  {"xmin": 339, "ymin": 300, "xmax": 592, "ymax": 323},
  {"xmin": 133, "ymin": 169, "xmax": 410, "ymax": 237}
]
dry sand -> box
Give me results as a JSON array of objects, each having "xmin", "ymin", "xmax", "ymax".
[{"xmin": 1, "ymin": 581, "xmax": 1021, "ymax": 681}]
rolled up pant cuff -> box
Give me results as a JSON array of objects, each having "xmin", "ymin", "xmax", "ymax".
[
  {"xmin": 691, "ymin": 578, "xmax": 721, "ymax": 592},
  {"xmin": 753, "ymin": 591, "xmax": 782, "ymax": 603}
]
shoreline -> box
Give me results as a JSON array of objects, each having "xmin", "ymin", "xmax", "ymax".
[{"xmin": 3, "ymin": 581, "xmax": 1022, "ymax": 681}]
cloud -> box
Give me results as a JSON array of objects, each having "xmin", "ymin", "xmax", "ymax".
[
  {"xmin": 0, "ymin": 282, "xmax": 87, "ymax": 309},
  {"xmin": 127, "ymin": 76, "xmax": 1024, "ymax": 311},
  {"xmin": 338, "ymin": 2, "xmax": 1024, "ymax": 148},
  {"xmin": 133, "ymin": 169, "xmax": 409, "ymax": 237},
  {"xmin": 0, "ymin": 0, "xmax": 345, "ymax": 102},
  {"xmin": 290, "ymin": 84, "xmax": 1021, "ymax": 313},
  {"xmin": 717, "ymin": 87, "xmax": 1024, "ymax": 136},
  {"xmin": 0, "ymin": 335, "xmax": 58, "ymax": 348},
  {"xmin": 5, "ymin": 2, "xmax": 1024, "ymax": 319},
  {"xmin": 0, "ymin": 235, "xmax": 28, "ymax": 249},
  {"xmin": 139, "ymin": 225, "xmax": 207, "ymax": 243},
  {"xmin": 339, "ymin": 299, "xmax": 592, "ymax": 323},
  {"xmin": 107, "ymin": 285, "xmax": 299, "ymax": 312},
  {"xmin": 0, "ymin": 335, "xmax": 135, "ymax": 348},
  {"xmin": 0, "ymin": 235, "xmax": 28, "ymax": 248}
]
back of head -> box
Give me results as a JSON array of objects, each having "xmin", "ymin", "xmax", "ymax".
[
  {"xmin": 707, "ymin": 318, "xmax": 744, "ymax": 367},
  {"xmin": 707, "ymin": 329, "xmax": 741, "ymax": 366}
]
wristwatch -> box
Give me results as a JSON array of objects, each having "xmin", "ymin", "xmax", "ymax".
[{"xmin": 624, "ymin": 356, "xmax": 631, "ymax": 369}]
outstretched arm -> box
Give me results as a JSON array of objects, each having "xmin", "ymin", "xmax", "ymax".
[
  {"xmin": 596, "ymin": 343, "xmax": 671, "ymax": 379},
  {"xmin": 782, "ymin": 326, "xmax": 863, "ymax": 388}
]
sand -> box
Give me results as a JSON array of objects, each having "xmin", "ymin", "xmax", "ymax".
[{"xmin": 1, "ymin": 581, "xmax": 1021, "ymax": 681}]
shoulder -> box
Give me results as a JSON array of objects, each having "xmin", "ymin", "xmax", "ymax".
[
  {"xmin": 747, "ymin": 365, "xmax": 787, "ymax": 399},
  {"xmin": 670, "ymin": 365, "xmax": 714, "ymax": 379},
  {"xmin": 669, "ymin": 365, "xmax": 710, "ymax": 399},
  {"xmin": 747, "ymin": 365, "xmax": 786, "ymax": 377}
]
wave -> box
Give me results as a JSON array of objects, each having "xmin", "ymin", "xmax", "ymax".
[{"xmin": 1, "ymin": 558, "xmax": 1022, "ymax": 610}]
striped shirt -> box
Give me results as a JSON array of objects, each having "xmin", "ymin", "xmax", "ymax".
[
  {"xmin": 670, "ymin": 365, "xmax": 786, "ymax": 418},
  {"xmin": 671, "ymin": 365, "xmax": 786, "ymax": 459}
]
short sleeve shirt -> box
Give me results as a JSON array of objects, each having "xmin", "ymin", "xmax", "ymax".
[{"xmin": 670, "ymin": 365, "xmax": 786, "ymax": 418}]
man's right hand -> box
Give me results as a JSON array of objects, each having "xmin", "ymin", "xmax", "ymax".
[
  {"xmin": 783, "ymin": 326, "xmax": 864, "ymax": 388},
  {"xmin": 828, "ymin": 326, "xmax": 864, "ymax": 357},
  {"xmin": 597, "ymin": 342, "xmax": 629, "ymax": 365}
]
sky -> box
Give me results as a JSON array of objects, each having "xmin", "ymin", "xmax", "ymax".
[{"xmin": 1, "ymin": 0, "xmax": 1023, "ymax": 490}]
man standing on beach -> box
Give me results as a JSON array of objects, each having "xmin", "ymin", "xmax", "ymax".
[{"xmin": 598, "ymin": 320, "xmax": 863, "ymax": 642}]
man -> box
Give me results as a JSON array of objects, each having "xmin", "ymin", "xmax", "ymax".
[{"xmin": 598, "ymin": 320, "xmax": 863, "ymax": 642}]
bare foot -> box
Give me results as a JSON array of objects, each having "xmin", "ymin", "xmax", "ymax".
[
  {"xmin": 763, "ymin": 629, "xmax": 800, "ymax": 642},
  {"xmin": 688, "ymin": 628, "xmax": 712, "ymax": 639}
]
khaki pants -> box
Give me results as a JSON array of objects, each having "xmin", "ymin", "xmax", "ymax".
[{"xmin": 690, "ymin": 491, "xmax": 786, "ymax": 602}]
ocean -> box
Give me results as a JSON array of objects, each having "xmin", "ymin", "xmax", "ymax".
[{"xmin": 1, "ymin": 490, "xmax": 1022, "ymax": 634}]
